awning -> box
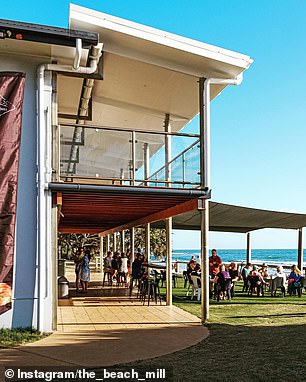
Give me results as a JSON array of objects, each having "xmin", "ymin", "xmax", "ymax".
[
  {"xmin": 51, "ymin": 183, "xmax": 306, "ymax": 233},
  {"xmin": 170, "ymin": 201, "xmax": 306, "ymax": 233}
]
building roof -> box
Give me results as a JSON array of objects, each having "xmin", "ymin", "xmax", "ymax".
[{"xmin": 58, "ymin": 5, "xmax": 253, "ymax": 179}]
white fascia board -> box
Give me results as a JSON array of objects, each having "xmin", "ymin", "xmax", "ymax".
[{"xmin": 69, "ymin": 4, "xmax": 253, "ymax": 71}]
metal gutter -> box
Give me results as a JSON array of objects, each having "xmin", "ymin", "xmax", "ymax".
[
  {"xmin": 48, "ymin": 182, "xmax": 210, "ymax": 198},
  {"xmin": 0, "ymin": 18, "xmax": 98, "ymax": 48}
]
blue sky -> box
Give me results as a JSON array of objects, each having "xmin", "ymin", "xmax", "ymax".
[{"xmin": 3, "ymin": 0, "xmax": 306, "ymax": 249}]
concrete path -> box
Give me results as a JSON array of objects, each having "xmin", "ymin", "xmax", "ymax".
[{"xmin": 0, "ymin": 271, "xmax": 208, "ymax": 380}]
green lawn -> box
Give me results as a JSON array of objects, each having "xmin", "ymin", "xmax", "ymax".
[
  {"xmin": 132, "ymin": 279, "xmax": 306, "ymax": 382},
  {"xmin": 0, "ymin": 327, "xmax": 49, "ymax": 348}
]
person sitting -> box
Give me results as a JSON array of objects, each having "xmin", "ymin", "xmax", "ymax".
[
  {"xmin": 119, "ymin": 253, "xmax": 129, "ymax": 286},
  {"xmin": 229, "ymin": 262, "xmax": 239, "ymax": 297},
  {"xmin": 129, "ymin": 254, "xmax": 144, "ymax": 295},
  {"xmin": 259, "ymin": 263, "xmax": 269, "ymax": 278},
  {"xmin": 288, "ymin": 265, "xmax": 302, "ymax": 297},
  {"xmin": 248, "ymin": 266, "xmax": 269, "ymax": 296},
  {"xmin": 241, "ymin": 262, "xmax": 252, "ymax": 292},
  {"xmin": 214, "ymin": 264, "xmax": 232, "ymax": 301}
]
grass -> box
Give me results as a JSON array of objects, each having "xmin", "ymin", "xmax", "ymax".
[
  {"xmin": 127, "ymin": 279, "xmax": 306, "ymax": 382},
  {"xmin": 0, "ymin": 327, "xmax": 49, "ymax": 348}
]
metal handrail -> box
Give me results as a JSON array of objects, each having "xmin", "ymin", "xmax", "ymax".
[
  {"xmin": 145, "ymin": 138, "xmax": 200, "ymax": 182},
  {"xmin": 60, "ymin": 122, "xmax": 200, "ymax": 138}
]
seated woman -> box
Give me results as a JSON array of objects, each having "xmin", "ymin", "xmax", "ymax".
[
  {"xmin": 288, "ymin": 265, "xmax": 302, "ymax": 297},
  {"xmin": 214, "ymin": 264, "xmax": 232, "ymax": 301}
]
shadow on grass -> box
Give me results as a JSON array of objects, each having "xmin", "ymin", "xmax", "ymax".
[{"xmin": 125, "ymin": 322, "xmax": 306, "ymax": 382}]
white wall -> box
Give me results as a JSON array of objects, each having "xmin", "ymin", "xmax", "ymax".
[{"xmin": 0, "ymin": 55, "xmax": 53, "ymax": 331}]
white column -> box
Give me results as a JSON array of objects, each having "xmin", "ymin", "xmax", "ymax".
[
  {"xmin": 100, "ymin": 235, "xmax": 103, "ymax": 273},
  {"xmin": 145, "ymin": 224, "xmax": 150, "ymax": 261},
  {"xmin": 166, "ymin": 217, "xmax": 172, "ymax": 306},
  {"xmin": 130, "ymin": 227, "xmax": 135, "ymax": 260},
  {"xmin": 200, "ymin": 200, "xmax": 209, "ymax": 323}
]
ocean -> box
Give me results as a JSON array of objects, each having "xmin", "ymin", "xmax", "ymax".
[{"xmin": 168, "ymin": 249, "xmax": 305, "ymax": 270}]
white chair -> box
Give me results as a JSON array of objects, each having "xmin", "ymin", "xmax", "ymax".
[
  {"xmin": 190, "ymin": 275, "xmax": 201, "ymax": 301},
  {"xmin": 271, "ymin": 276, "xmax": 285, "ymax": 297}
]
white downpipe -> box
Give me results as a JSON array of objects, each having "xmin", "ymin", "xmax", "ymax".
[
  {"xmin": 36, "ymin": 42, "xmax": 102, "ymax": 331},
  {"xmin": 204, "ymin": 73, "xmax": 243, "ymax": 189},
  {"xmin": 73, "ymin": 38, "xmax": 82, "ymax": 70}
]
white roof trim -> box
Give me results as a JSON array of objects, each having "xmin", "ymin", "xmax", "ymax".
[{"xmin": 69, "ymin": 4, "xmax": 253, "ymax": 73}]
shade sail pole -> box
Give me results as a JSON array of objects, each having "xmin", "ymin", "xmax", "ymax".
[
  {"xmin": 298, "ymin": 228, "xmax": 303, "ymax": 271},
  {"xmin": 246, "ymin": 232, "xmax": 252, "ymax": 264}
]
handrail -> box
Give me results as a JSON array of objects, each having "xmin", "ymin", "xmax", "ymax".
[
  {"xmin": 146, "ymin": 138, "xmax": 200, "ymax": 182},
  {"xmin": 60, "ymin": 122, "xmax": 200, "ymax": 138}
]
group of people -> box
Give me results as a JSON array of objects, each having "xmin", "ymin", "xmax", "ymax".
[
  {"xmin": 187, "ymin": 249, "xmax": 305, "ymax": 300},
  {"xmin": 103, "ymin": 248, "xmax": 146, "ymax": 286}
]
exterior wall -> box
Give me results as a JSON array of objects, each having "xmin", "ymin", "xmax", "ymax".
[{"xmin": 0, "ymin": 54, "xmax": 53, "ymax": 331}]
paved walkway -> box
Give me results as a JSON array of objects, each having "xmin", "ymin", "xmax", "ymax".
[{"xmin": 0, "ymin": 269, "xmax": 208, "ymax": 377}]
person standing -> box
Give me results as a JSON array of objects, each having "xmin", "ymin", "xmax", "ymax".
[
  {"xmin": 209, "ymin": 249, "xmax": 222, "ymax": 276},
  {"xmin": 72, "ymin": 247, "xmax": 84, "ymax": 292},
  {"xmin": 79, "ymin": 249, "xmax": 91, "ymax": 293}
]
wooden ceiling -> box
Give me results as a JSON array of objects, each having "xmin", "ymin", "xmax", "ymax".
[{"xmin": 57, "ymin": 191, "xmax": 198, "ymax": 234}]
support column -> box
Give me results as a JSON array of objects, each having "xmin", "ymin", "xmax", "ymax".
[
  {"xmin": 145, "ymin": 224, "xmax": 150, "ymax": 261},
  {"xmin": 246, "ymin": 232, "xmax": 252, "ymax": 264},
  {"xmin": 199, "ymin": 78, "xmax": 211, "ymax": 323},
  {"xmin": 113, "ymin": 232, "xmax": 117, "ymax": 252},
  {"xmin": 200, "ymin": 200, "xmax": 209, "ymax": 323},
  {"xmin": 99, "ymin": 235, "xmax": 104, "ymax": 273},
  {"xmin": 130, "ymin": 227, "xmax": 135, "ymax": 260},
  {"xmin": 121, "ymin": 230, "xmax": 125, "ymax": 253},
  {"xmin": 298, "ymin": 228, "xmax": 303, "ymax": 271},
  {"xmin": 106, "ymin": 234, "xmax": 110, "ymax": 253},
  {"xmin": 166, "ymin": 217, "xmax": 172, "ymax": 306}
]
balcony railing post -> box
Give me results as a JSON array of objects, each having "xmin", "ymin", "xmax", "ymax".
[
  {"xmin": 143, "ymin": 143, "xmax": 150, "ymax": 185},
  {"xmin": 164, "ymin": 113, "xmax": 171, "ymax": 187},
  {"xmin": 131, "ymin": 131, "xmax": 136, "ymax": 186}
]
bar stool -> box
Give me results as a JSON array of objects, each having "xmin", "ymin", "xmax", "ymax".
[{"xmin": 102, "ymin": 270, "xmax": 113, "ymax": 286}]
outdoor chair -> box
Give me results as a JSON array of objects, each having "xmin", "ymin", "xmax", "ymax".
[
  {"xmin": 271, "ymin": 276, "xmax": 285, "ymax": 297},
  {"xmin": 288, "ymin": 280, "xmax": 302, "ymax": 297},
  {"xmin": 248, "ymin": 276, "xmax": 264, "ymax": 297},
  {"xmin": 102, "ymin": 269, "xmax": 113, "ymax": 286},
  {"xmin": 190, "ymin": 275, "xmax": 201, "ymax": 301}
]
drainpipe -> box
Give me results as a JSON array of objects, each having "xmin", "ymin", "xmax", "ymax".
[
  {"xmin": 203, "ymin": 73, "xmax": 243, "ymax": 188},
  {"xmin": 36, "ymin": 41, "xmax": 102, "ymax": 332},
  {"xmin": 200, "ymin": 73, "xmax": 243, "ymax": 324}
]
